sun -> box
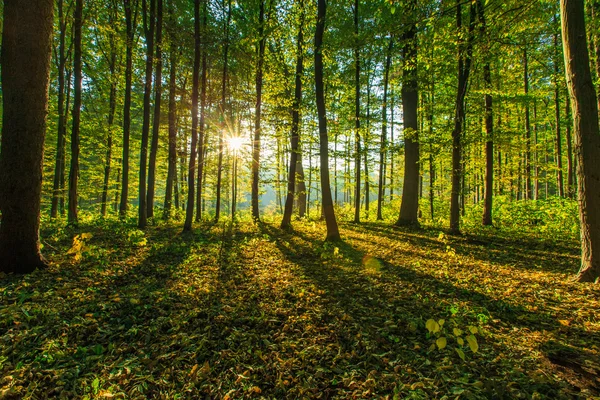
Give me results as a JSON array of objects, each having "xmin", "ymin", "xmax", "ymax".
[{"xmin": 227, "ymin": 136, "xmax": 245, "ymax": 152}]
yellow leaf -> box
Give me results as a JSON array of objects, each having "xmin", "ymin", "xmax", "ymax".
[
  {"xmin": 436, "ymin": 336, "xmax": 447, "ymax": 350},
  {"xmin": 457, "ymin": 337, "xmax": 464, "ymax": 346},
  {"xmin": 453, "ymin": 328, "xmax": 463, "ymax": 336},
  {"xmin": 438, "ymin": 319, "xmax": 445, "ymax": 327},
  {"xmin": 456, "ymin": 347, "xmax": 466, "ymax": 361},
  {"xmin": 468, "ymin": 326, "xmax": 478, "ymax": 334},
  {"xmin": 558, "ymin": 319, "xmax": 570, "ymax": 326},
  {"xmin": 428, "ymin": 343, "xmax": 436, "ymax": 352},
  {"xmin": 250, "ymin": 386, "xmax": 261, "ymax": 394},
  {"xmin": 410, "ymin": 382, "xmax": 424, "ymax": 390},
  {"xmin": 426, "ymin": 319, "xmax": 440, "ymax": 333},
  {"xmin": 466, "ymin": 335, "xmax": 478, "ymax": 353}
]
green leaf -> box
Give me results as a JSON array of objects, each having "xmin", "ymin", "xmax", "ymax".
[
  {"xmin": 426, "ymin": 319, "xmax": 440, "ymax": 333},
  {"xmin": 457, "ymin": 337, "xmax": 464, "ymax": 346},
  {"xmin": 466, "ymin": 335, "xmax": 479, "ymax": 353},
  {"xmin": 436, "ymin": 336, "xmax": 447, "ymax": 350},
  {"xmin": 390, "ymin": 6, "xmax": 396, "ymax": 14},
  {"xmin": 456, "ymin": 348, "xmax": 466, "ymax": 361}
]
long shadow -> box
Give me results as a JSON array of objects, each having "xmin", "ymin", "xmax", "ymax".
[{"xmin": 258, "ymin": 222, "xmax": 599, "ymax": 397}]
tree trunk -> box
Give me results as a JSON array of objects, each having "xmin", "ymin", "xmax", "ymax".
[
  {"xmin": 138, "ymin": 0, "xmax": 156, "ymax": 229},
  {"xmin": 51, "ymin": 0, "xmax": 68, "ymax": 219},
  {"xmin": 252, "ymin": 0, "xmax": 266, "ymax": 221},
  {"xmin": 565, "ymin": 95, "xmax": 575, "ymax": 198},
  {"xmin": 524, "ymin": 46, "xmax": 533, "ymax": 200},
  {"xmin": 450, "ymin": 0, "xmax": 475, "ymax": 233},
  {"xmin": 353, "ymin": 0, "xmax": 361, "ymax": 224},
  {"xmin": 0, "ymin": 0, "xmax": 54, "ymax": 273},
  {"xmin": 397, "ymin": 0, "xmax": 420, "ymax": 227},
  {"xmin": 478, "ymin": 0, "xmax": 493, "ymax": 226},
  {"xmin": 561, "ymin": 0, "xmax": 600, "ymax": 282},
  {"xmin": 184, "ymin": 0, "xmax": 201, "ymax": 231},
  {"xmin": 315, "ymin": 0, "xmax": 340, "ymax": 241},
  {"xmin": 377, "ymin": 36, "xmax": 393, "ymax": 221},
  {"xmin": 215, "ymin": 0, "xmax": 231, "ymax": 223},
  {"xmin": 164, "ymin": 29, "xmax": 178, "ymax": 218},
  {"xmin": 120, "ymin": 0, "xmax": 136, "ymax": 218},
  {"xmin": 68, "ymin": 0, "xmax": 83, "ymax": 225},
  {"xmin": 282, "ymin": 0, "xmax": 305, "ymax": 229},
  {"xmin": 196, "ymin": 0, "xmax": 208, "ymax": 222},
  {"xmin": 554, "ymin": 22, "xmax": 565, "ymax": 198},
  {"xmin": 101, "ymin": 49, "xmax": 117, "ymax": 217},
  {"xmin": 147, "ymin": 0, "xmax": 163, "ymax": 218}
]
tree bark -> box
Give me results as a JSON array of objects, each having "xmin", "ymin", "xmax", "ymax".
[
  {"xmin": 554, "ymin": 22, "xmax": 565, "ymax": 198},
  {"xmin": 449, "ymin": 0, "xmax": 475, "ymax": 233},
  {"xmin": 315, "ymin": 0, "xmax": 340, "ymax": 241},
  {"xmin": 68, "ymin": 0, "xmax": 83, "ymax": 225},
  {"xmin": 196, "ymin": 0, "xmax": 208, "ymax": 222},
  {"xmin": 147, "ymin": 0, "xmax": 163, "ymax": 218},
  {"xmin": 184, "ymin": 0, "xmax": 201, "ymax": 231},
  {"xmin": 252, "ymin": 0, "xmax": 266, "ymax": 221},
  {"xmin": 397, "ymin": 0, "xmax": 420, "ymax": 227},
  {"xmin": 524, "ymin": 46, "xmax": 533, "ymax": 200},
  {"xmin": 353, "ymin": 0, "xmax": 361, "ymax": 223},
  {"xmin": 561, "ymin": 0, "xmax": 600, "ymax": 282},
  {"xmin": 0, "ymin": 0, "xmax": 54, "ymax": 273},
  {"xmin": 164, "ymin": 10, "xmax": 178, "ymax": 218},
  {"xmin": 138, "ymin": 0, "xmax": 156, "ymax": 229},
  {"xmin": 282, "ymin": 0, "xmax": 305, "ymax": 229},
  {"xmin": 377, "ymin": 36, "xmax": 393, "ymax": 221},
  {"xmin": 120, "ymin": 0, "xmax": 136, "ymax": 218}
]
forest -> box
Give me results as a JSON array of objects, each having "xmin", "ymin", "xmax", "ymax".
[{"xmin": 0, "ymin": 0, "xmax": 599, "ymax": 398}]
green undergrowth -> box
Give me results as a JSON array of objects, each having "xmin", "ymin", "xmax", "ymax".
[{"xmin": 1, "ymin": 213, "xmax": 598, "ymax": 399}]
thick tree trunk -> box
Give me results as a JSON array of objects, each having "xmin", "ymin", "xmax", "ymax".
[
  {"xmin": 282, "ymin": 0, "xmax": 305, "ymax": 229},
  {"xmin": 138, "ymin": 0, "xmax": 156, "ymax": 229},
  {"xmin": 561, "ymin": 0, "xmax": 600, "ymax": 282},
  {"xmin": 68, "ymin": 0, "xmax": 83, "ymax": 225},
  {"xmin": 377, "ymin": 36, "xmax": 393, "ymax": 221},
  {"xmin": 0, "ymin": 0, "xmax": 54, "ymax": 273},
  {"xmin": 184, "ymin": 0, "xmax": 201, "ymax": 231},
  {"xmin": 397, "ymin": 0, "xmax": 420, "ymax": 227},
  {"xmin": 315, "ymin": 0, "xmax": 340, "ymax": 241},
  {"xmin": 120, "ymin": 0, "xmax": 136, "ymax": 218},
  {"xmin": 252, "ymin": 0, "xmax": 266, "ymax": 221},
  {"xmin": 147, "ymin": 0, "xmax": 163, "ymax": 218}
]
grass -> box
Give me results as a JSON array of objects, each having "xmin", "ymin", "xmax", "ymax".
[{"xmin": 0, "ymin": 213, "xmax": 599, "ymax": 399}]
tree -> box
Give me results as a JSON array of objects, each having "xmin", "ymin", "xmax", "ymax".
[
  {"xmin": 315, "ymin": 0, "xmax": 341, "ymax": 241},
  {"xmin": 353, "ymin": 0, "xmax": 362, "ymax": 224},
  {"xmin": 251, "ymin": 0, "xmax": 267, "ymax": 222},
  {"xmin": 281, "ymin": 0, "xmax": 305, "ymax": 230},
  {"xmin": 377, "ymin": 35, "xmax": 393, "ymax": 221},
  {"xmin": 0, "ymin": 0, "xmax": 54, "ymax": 273},
  {"xmin": 184, "ymin": 0, "xmax": 202, "ymax": 232},
  {"xmin": 68, "ymin": 0, "xmax": 84, "ymax": 225},
  {"xmin": 138, "ymin": 0, "xmax": 156, "ymax": 229},
  {"xmin": 397, "ymin": 0, "xmax": 420, "ymax": 227},
  {"xmin": 561, "ymin": 0, "xmax": 600, "ymax": 282}
]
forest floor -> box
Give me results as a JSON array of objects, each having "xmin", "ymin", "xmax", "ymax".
[{"xmin": 1, "ymin": 217, "xmax": 599, "ymax": 399}]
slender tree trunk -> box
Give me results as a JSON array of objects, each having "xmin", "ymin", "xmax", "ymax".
[
  {"xmin": 251, "ymin": 0, "xmax": 266, "ymax": 221},
  {"xmin": 450, "ymin": 0, "xmax": 475, "ymax": 233},
  {"xmin": 61, "ymin": 68, "xmax": 72, "ymax": 216},
  {"xmin": 215, "ymin": 0, "xmax": 231, "ymax": 222},
  {"xmin": 120, "ymin": 0, "xmax": 136, "ymax": 218},
  {"xmin": 353, "ymin": 0, "xmax": 361, "ymax": 223},
  {"xmin": 0, "ymin": 0, "xmax": 54, "ymax": 273},
  {"xmin": 68, "ymin": 0, "xmax": 83, "ymax": 225},
  {"xmin": 397, "ymin": 0, "xmax": 420, "ymax": 227},
  {"xmin": 195, "ymin": 0, "xmax": 208, "ymax": 222},
  {"xmin": 184, "ymin": 0, "xmax": 201, "ymax": 231},
  {"xmin": 377, "ymin": 36, "xmax": 393, "ymax": 221},
  {"xmin": 164, "ymin": 35, "xmax": 178, "ymax": 217},
  {"xmin": 147, "ymin": 0, "xmax": 163, "ymax": 218},
  {"xmin": 524, "ymin": 46, "xmax": 533, "ymax": 200},
  {"xmin": 138, "ymin": 0, "xmax": 156, "ymax": 229},
  {"xmin": 315, "ymin": 0, "xmax": 340, "ymax": 240},
  {"xmin": 282, "ymin": 0, "xmax": 305, "ymax": 229},
  {"xmin": 565, "ymin": 95, "xmax": 575, "ymax": 197},
  {"xmin": 561, "ymin": 0, "xmax": 600, "ymax": 282},
  {"xmin": 101, "ymin": 49, "xmax": 117, "ymax": 217},
  {"xmin": 554, "ymin": 24, "xmax": 565, "ymax": 198},
  {"xmin": 51, "ymin": 0, "xmax": 68, "ymax": 219},
  {"xmin": 478, "ymin": 0, "xmax": 493, "ymax": 226}
]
